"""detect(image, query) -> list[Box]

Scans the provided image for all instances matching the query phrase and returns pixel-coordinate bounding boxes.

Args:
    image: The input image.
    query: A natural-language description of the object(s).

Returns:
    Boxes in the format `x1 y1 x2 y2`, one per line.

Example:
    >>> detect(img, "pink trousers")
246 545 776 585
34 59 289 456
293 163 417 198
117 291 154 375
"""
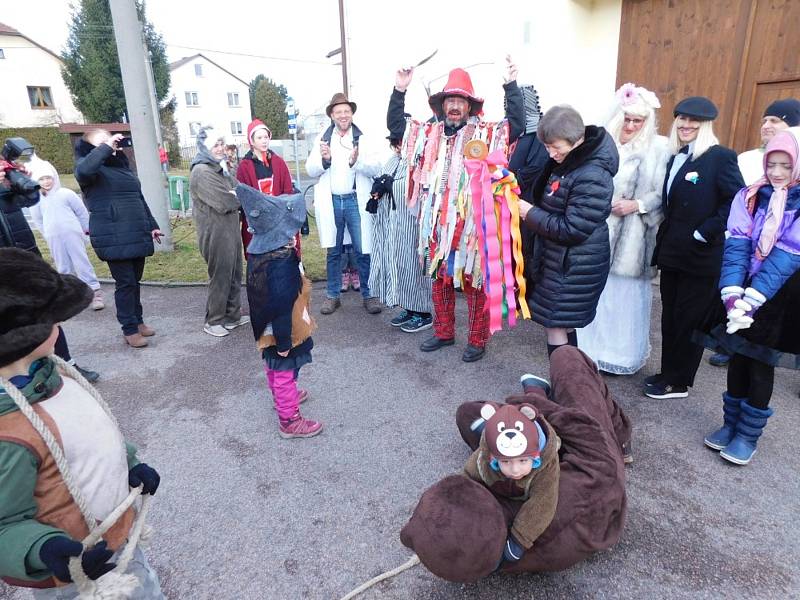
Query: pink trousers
264 366 299 421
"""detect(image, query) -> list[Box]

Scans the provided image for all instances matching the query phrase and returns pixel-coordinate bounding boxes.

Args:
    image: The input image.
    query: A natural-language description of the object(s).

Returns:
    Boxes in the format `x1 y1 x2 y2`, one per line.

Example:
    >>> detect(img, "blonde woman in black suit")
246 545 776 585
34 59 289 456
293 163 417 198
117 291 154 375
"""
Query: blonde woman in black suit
646 97 745 399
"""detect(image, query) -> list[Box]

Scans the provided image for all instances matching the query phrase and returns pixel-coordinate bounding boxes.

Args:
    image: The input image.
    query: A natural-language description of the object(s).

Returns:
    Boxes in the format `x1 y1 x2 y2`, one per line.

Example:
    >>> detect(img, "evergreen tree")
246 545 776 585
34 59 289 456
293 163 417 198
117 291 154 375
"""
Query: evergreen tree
159 97 181 166
251 77 290 139
61 0 170 122
249 74 266 119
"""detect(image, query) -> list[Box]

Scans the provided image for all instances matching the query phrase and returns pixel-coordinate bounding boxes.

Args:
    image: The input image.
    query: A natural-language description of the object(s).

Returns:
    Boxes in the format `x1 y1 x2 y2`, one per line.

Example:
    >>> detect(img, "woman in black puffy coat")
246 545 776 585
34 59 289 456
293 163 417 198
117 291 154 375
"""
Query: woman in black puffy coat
74 129 163 348
518 105 619 357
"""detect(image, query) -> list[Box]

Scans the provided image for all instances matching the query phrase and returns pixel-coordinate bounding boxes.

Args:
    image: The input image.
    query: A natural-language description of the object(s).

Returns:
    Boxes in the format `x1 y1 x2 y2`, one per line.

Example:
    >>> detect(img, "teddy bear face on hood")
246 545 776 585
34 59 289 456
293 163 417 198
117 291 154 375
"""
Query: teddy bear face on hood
481 402 540 461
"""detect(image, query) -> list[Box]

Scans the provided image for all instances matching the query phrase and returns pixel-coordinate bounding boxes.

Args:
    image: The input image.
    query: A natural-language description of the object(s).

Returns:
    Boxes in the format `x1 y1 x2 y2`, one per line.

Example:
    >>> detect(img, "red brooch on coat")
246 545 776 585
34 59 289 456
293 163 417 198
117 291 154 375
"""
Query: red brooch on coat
547 179 560 196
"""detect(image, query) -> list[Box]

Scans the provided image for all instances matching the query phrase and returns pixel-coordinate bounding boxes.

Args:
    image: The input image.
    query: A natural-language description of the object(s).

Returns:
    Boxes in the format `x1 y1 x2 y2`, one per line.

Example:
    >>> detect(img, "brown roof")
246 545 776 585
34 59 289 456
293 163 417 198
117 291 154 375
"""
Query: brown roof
0 21 62 61
168 53 249 87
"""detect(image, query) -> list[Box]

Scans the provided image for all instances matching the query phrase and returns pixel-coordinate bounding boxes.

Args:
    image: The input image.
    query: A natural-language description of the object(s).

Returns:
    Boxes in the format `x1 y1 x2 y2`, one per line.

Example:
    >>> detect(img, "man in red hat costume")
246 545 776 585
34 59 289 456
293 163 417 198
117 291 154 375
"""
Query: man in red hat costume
307 93 384 315
387 58 525 362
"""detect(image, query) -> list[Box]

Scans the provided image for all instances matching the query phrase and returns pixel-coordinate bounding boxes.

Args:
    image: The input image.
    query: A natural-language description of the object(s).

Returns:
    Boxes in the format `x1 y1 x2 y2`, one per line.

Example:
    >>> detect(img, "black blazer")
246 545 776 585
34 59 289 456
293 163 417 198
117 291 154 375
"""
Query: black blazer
652 144 744 276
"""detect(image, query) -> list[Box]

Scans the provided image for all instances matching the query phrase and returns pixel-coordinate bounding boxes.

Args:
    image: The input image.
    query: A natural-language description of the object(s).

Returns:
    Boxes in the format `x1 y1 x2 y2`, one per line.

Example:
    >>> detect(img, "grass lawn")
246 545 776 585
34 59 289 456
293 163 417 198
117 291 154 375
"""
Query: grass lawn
52 166 323 283
34 217 326 283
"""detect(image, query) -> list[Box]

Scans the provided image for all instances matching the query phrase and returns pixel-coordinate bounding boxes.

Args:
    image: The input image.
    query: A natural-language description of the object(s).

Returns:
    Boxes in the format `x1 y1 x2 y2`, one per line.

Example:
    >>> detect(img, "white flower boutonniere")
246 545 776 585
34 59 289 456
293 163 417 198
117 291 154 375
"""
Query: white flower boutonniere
685 171 700 184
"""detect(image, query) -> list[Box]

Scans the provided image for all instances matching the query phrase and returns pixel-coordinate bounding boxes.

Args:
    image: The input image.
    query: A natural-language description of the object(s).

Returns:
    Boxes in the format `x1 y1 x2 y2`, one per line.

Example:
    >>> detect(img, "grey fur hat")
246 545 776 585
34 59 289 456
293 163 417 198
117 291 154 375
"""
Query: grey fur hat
235 184 305 254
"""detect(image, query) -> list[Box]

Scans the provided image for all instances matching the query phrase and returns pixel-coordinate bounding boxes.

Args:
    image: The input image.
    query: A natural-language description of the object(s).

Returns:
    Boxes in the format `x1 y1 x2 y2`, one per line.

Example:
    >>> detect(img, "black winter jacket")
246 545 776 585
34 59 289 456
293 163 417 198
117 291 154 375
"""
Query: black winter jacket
74 140 158 261
524 126 619 328
652 144 744 277
0 184 40 252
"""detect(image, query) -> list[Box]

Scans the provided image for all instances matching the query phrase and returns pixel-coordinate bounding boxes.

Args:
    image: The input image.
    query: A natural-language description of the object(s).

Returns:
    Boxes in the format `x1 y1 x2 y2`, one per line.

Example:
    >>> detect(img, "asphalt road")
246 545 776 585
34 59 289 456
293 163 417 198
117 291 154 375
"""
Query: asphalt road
1 282 798 599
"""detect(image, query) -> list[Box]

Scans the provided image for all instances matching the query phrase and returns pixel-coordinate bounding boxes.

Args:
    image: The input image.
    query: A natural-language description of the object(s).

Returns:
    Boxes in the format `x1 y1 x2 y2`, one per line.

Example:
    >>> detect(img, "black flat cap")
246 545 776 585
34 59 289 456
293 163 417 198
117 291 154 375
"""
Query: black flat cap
763 98 800 127
673 96 718 121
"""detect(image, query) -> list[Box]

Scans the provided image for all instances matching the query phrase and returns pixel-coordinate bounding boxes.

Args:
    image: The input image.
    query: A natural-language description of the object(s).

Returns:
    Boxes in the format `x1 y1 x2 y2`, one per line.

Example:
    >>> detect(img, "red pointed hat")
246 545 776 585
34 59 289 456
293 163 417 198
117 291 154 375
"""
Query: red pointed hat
428 68 484 119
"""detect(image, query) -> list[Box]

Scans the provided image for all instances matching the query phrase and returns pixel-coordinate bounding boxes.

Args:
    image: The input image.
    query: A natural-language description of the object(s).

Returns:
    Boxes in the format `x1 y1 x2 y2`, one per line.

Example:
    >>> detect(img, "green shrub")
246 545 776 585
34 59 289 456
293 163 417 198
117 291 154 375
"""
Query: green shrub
0 127 75 173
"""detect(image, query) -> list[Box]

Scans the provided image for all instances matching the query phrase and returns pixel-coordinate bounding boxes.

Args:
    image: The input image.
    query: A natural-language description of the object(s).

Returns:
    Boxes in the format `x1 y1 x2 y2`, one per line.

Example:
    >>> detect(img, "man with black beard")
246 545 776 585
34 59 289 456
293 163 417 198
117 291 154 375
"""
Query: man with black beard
387 58 525 363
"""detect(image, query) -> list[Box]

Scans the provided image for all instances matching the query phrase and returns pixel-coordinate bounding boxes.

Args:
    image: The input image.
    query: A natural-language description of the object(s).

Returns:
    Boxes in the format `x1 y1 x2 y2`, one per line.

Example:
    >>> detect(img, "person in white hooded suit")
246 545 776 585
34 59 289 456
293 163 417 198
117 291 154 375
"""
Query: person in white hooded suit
28 158 104 310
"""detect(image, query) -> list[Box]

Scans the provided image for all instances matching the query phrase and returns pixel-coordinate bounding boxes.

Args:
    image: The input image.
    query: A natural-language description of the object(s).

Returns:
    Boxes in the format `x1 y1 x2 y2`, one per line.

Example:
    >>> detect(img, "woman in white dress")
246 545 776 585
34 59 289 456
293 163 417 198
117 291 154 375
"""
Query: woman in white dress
578 83 670 374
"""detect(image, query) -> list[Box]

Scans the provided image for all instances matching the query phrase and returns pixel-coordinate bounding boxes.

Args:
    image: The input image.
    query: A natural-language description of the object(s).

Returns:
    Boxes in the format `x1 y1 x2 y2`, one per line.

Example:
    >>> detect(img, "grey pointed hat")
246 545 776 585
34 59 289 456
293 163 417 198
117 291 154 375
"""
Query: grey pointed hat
235 184 305 254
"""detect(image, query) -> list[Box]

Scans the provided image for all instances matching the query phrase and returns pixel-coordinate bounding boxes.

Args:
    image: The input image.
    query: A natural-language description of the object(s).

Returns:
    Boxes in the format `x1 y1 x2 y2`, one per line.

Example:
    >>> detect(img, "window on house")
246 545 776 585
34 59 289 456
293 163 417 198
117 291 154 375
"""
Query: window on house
230 121 242 135
185 91 199 106
194 64 203 76
189 122 202 136
28 86 54 109
227 92 240 107
0 49 5 59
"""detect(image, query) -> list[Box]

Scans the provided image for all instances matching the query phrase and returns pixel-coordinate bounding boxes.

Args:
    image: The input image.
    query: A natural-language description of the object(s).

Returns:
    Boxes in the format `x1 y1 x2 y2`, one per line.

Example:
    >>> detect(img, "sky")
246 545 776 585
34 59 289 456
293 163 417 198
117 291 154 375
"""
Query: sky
2 1 623 137
2 0 347 116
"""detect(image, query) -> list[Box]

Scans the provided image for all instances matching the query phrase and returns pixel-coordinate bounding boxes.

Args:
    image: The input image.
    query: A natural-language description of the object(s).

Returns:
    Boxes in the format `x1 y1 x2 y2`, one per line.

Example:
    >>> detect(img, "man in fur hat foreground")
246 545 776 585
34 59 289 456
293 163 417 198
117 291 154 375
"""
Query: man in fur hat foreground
0 248 162 597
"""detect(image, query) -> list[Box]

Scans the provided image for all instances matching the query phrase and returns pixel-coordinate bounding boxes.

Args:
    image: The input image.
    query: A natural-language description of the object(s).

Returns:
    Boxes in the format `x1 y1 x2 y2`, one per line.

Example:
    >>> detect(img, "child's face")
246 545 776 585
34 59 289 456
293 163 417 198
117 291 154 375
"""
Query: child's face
32 325 60 360
38 176 54 192
497 456 534 480
766 151 793 189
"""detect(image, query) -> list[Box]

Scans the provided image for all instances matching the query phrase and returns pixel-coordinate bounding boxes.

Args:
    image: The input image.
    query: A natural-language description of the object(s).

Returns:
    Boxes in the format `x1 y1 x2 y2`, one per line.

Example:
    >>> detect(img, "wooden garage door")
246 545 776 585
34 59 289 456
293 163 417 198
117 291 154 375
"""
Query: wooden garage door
731 0 800 151
618 0 800 153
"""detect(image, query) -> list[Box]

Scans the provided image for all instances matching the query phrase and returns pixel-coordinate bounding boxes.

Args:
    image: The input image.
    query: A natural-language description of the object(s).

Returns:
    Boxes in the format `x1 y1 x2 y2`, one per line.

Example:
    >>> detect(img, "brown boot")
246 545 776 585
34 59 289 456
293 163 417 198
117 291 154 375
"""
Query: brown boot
363 297 382 314
124 333 148 348
320 297 341 315
138 324 156 337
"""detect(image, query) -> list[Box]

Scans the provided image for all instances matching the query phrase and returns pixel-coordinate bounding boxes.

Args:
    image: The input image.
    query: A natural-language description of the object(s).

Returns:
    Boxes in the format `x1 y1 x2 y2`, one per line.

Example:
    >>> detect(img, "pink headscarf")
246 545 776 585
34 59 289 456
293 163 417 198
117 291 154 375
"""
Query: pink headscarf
743 130 800 260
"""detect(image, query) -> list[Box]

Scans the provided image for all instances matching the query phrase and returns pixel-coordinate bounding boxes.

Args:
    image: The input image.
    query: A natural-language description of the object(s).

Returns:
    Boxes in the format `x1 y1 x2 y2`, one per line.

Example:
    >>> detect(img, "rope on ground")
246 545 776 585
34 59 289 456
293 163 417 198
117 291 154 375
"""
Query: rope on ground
338 554 420 600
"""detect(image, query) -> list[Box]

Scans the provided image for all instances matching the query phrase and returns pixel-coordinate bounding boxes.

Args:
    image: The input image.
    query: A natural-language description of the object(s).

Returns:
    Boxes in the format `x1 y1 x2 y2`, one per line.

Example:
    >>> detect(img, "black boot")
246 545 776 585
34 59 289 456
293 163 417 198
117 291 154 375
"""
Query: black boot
420 336 455 352
462 344 485 363
74 364 100 383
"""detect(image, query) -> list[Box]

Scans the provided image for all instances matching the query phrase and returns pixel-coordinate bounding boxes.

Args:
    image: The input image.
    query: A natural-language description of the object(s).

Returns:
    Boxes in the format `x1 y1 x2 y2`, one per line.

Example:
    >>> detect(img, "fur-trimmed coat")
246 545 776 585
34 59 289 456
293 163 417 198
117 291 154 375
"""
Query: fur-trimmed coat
606 135 669 278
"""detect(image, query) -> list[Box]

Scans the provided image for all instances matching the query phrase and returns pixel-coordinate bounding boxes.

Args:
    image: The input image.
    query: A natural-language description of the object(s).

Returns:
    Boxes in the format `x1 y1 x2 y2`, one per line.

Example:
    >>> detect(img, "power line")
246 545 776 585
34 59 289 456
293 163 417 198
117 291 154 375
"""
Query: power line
167 44 333 65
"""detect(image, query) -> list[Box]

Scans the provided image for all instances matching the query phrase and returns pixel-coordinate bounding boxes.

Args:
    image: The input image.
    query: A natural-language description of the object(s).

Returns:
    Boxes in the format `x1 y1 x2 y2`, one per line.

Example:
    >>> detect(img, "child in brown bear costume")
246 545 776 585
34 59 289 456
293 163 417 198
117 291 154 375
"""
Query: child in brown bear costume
401 345 631 582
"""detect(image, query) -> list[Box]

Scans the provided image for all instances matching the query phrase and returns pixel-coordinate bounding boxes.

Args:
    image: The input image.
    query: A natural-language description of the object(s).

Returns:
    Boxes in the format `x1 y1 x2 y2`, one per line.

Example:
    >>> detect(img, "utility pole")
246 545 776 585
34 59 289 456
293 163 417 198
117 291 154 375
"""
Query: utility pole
338 0 349 95
108 0 172 250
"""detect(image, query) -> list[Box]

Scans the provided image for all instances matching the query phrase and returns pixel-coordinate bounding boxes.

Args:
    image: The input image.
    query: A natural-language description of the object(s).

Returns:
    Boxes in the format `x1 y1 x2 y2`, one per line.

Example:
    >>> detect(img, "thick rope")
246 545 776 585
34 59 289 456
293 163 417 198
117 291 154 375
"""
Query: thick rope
338 554 420 600
0 367 97 526
0 356 152 598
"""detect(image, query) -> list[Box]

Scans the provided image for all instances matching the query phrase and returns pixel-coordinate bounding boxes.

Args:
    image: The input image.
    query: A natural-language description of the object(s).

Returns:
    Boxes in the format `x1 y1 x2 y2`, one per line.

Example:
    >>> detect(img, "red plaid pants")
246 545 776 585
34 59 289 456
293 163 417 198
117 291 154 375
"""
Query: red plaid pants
432 272 489 348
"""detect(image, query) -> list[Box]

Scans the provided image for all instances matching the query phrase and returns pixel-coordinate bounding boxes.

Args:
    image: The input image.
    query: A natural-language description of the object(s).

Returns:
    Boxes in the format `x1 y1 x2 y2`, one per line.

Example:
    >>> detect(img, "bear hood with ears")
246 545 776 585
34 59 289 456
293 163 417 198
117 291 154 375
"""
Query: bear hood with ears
481 402 540 461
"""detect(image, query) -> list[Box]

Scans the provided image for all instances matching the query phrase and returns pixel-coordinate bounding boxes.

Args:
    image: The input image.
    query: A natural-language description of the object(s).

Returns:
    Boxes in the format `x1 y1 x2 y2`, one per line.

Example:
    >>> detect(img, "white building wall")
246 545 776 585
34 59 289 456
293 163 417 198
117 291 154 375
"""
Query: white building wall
0 33 84 127
342 0 621 147
169 56 252 148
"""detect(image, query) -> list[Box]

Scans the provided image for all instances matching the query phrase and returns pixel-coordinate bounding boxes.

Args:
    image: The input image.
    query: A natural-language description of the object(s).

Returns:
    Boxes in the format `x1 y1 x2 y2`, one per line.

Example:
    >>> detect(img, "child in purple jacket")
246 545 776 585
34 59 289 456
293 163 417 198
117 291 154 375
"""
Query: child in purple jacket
700 129 800 466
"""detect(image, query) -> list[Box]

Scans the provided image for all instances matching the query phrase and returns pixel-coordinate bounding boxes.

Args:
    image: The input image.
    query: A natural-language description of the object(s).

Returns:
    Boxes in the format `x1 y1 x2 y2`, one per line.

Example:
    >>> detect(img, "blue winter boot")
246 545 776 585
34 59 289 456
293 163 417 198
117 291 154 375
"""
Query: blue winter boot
703 392 743 450
719 401 774 465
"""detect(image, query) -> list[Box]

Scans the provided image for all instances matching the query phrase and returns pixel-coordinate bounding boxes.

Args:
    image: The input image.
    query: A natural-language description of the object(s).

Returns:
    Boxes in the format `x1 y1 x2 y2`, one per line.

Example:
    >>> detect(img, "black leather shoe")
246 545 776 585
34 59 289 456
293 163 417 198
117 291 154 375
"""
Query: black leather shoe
75 365 100 383
462 344 486 362
420 336 455 352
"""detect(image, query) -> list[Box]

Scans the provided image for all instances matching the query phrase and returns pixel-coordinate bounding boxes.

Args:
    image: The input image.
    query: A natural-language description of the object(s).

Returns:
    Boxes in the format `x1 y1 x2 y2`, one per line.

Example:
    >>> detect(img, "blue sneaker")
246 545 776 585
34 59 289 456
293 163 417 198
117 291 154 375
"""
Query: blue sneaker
400 314 433 333
390 310 413 328
520 373 551 396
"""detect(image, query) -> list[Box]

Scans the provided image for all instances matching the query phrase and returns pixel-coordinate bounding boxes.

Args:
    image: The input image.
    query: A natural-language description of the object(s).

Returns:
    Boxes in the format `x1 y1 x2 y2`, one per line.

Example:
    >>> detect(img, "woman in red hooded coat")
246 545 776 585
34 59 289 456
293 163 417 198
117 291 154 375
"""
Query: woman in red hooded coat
235 119 296 256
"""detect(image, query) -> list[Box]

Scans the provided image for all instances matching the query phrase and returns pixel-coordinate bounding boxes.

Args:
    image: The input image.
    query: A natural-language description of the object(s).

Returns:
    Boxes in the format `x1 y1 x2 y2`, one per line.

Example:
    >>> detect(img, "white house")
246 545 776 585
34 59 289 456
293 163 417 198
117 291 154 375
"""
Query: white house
168 53 252 148
0 22 85 127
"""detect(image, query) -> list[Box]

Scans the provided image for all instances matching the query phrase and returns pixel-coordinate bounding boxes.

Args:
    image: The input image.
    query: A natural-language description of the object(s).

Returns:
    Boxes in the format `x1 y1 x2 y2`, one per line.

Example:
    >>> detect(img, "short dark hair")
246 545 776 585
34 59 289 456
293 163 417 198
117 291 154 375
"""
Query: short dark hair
537 105 585 144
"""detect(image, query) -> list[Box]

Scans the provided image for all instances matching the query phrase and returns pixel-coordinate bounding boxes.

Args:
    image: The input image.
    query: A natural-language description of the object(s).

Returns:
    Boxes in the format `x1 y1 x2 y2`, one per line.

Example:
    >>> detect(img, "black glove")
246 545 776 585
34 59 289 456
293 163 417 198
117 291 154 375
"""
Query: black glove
39 537 115 582
502 534 525 564
128 463 160 495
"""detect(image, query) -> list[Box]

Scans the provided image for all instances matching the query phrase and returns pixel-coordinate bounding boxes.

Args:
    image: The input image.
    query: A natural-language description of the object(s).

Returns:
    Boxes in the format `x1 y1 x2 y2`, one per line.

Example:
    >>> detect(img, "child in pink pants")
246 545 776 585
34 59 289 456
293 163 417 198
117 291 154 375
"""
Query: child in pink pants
236 182 322 439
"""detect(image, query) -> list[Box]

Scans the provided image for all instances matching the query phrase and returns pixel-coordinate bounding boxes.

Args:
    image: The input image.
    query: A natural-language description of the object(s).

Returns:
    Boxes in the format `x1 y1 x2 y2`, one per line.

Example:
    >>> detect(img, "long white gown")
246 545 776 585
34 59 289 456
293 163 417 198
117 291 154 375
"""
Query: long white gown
578 273 652 374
